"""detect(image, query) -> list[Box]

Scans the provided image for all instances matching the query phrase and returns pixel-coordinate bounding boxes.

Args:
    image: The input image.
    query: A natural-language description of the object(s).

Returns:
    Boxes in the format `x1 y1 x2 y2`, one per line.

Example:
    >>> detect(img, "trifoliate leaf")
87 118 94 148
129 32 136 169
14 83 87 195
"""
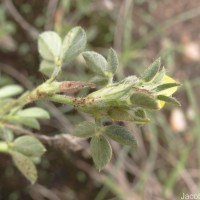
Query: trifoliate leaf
39 60 54 77
90 135 112 171
107 48 118 74
61 27 86 64
83 51 108 76
0 85 23 99
17 107 50 119
38 31 62 62
157 95 180 106
104 125 137 147
73 121 96 138
12 136 46 157
142 58 161 82
11 151 37 184
131 92 159 110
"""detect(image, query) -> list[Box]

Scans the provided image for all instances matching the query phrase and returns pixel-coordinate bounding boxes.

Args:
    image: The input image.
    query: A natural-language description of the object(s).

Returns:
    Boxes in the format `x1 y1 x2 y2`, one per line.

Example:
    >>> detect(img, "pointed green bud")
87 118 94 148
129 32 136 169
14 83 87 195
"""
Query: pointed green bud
157 95 180 106
104 125 137 147
130 92 159 110
90 135 112 171
142 58 161 82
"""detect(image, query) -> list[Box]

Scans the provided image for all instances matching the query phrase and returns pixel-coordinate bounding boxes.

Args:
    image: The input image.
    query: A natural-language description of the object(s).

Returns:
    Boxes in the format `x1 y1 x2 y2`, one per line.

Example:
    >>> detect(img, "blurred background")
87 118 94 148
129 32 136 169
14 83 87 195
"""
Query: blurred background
0 0 200 199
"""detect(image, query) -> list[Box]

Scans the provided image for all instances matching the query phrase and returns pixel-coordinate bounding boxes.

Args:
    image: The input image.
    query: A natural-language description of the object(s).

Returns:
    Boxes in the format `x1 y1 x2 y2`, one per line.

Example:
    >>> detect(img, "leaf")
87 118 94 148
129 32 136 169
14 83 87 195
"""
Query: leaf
90 75 109 86
73 121 96 138
12 136 46 157
0 85 23 99
11 151 37 184
153 67 166 84
142 58 161 82
157 95 180 106
17 107 50 119
39 60 54 77
134 108 150 124
90 135 112 171
15 117 40 130
131 92 159 110
107 48 118 74
104 125 137 147
107 108 149 123
0 128 14 142
83 51 108 76
61 27 86 63
38 31 62 62
155 83 181 92
134 108 147 119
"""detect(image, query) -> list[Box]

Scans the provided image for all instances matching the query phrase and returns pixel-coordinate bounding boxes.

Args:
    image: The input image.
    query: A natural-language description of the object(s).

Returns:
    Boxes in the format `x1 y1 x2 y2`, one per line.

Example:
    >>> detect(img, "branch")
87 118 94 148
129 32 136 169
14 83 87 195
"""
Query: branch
4 123 85 152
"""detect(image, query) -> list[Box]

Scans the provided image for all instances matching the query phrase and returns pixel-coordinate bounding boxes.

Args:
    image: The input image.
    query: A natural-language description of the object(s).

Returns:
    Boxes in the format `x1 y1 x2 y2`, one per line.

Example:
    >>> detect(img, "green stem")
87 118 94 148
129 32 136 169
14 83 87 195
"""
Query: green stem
44 94 74 105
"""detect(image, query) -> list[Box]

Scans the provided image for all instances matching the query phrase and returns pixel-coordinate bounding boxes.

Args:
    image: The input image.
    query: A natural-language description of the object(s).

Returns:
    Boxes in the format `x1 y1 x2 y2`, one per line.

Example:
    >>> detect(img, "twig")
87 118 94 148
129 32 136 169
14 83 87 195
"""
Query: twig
4 123 85 151
45 0 59 30
3 0 39 39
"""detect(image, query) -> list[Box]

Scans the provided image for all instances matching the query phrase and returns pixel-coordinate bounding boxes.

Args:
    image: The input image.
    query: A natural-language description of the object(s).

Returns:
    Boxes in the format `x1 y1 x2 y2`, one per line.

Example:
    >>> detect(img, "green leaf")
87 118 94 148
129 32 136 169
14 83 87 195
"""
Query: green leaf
0 85 23 99
11 151 37 184
12 136 46 157
73 121 96 138
104 125 137 147
15 117 40 130
38 31 62 62
83 51 108 76
0 128 14 142
90 135 112 171
90 76 109 86
107 108 149 123
131 92 159 110
142 58 161 82
39 60 54 77
61 26 86 63
154 83 181 92
157 95 180 106
153 67 166 84
134 108 147 119
17 107 50 119
107 48 118 74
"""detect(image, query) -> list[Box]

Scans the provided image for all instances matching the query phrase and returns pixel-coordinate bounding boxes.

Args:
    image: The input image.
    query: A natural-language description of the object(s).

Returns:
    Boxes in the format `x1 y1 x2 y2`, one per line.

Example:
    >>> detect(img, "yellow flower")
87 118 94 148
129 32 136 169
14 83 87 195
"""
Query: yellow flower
158 75 178 108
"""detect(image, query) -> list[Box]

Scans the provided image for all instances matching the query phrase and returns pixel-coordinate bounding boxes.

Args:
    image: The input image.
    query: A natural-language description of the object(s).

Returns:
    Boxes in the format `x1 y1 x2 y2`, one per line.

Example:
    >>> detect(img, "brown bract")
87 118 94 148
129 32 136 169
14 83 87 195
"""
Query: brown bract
59 81 96 93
